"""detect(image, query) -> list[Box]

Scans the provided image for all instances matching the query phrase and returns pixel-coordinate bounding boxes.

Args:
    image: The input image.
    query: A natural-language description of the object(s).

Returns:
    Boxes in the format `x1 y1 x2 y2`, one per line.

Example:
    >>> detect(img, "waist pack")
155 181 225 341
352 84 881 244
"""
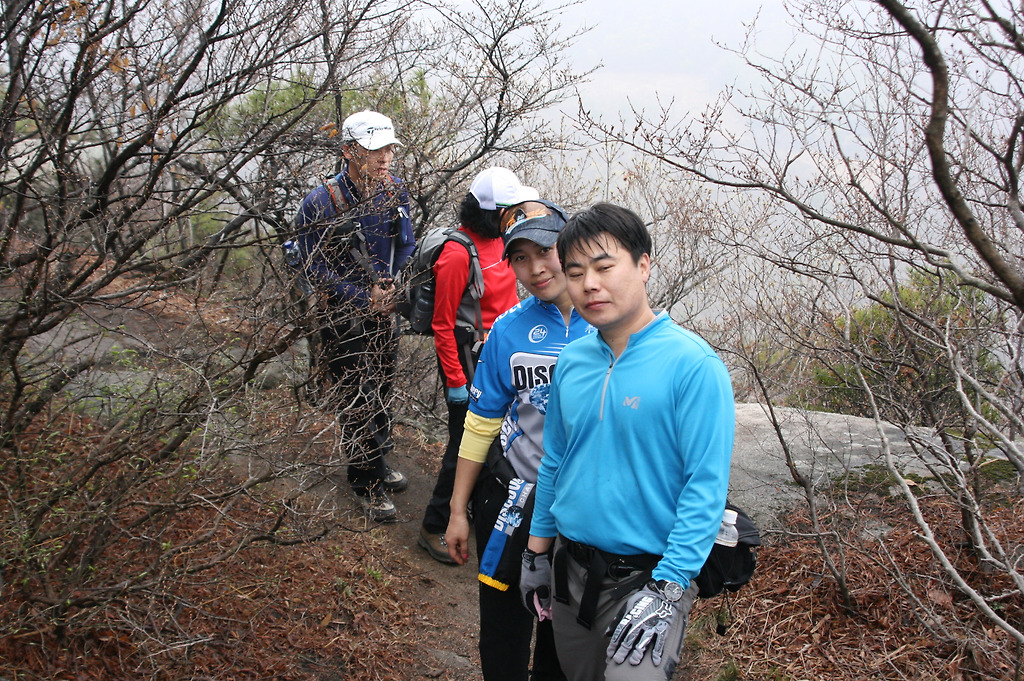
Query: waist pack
552 503 760 631
694 502 761 598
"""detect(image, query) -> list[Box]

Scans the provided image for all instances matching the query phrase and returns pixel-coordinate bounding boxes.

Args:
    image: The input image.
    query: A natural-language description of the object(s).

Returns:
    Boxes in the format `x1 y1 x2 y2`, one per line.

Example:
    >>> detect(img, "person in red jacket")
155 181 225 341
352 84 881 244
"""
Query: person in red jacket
418 167 532 562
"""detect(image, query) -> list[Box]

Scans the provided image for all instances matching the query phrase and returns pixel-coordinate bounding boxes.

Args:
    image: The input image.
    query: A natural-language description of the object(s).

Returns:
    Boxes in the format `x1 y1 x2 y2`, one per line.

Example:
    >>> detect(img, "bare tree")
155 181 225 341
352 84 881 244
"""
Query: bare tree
0 0 584 673
581 0 1023 674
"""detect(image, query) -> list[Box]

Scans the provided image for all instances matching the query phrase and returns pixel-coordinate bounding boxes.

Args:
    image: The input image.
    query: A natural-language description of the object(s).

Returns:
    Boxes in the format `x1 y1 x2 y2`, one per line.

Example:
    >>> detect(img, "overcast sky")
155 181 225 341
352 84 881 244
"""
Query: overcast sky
554 0 793 122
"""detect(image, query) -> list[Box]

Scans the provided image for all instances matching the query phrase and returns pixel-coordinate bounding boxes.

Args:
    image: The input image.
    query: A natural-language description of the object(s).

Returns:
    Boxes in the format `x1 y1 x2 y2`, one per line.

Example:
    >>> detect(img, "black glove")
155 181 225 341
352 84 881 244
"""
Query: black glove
605 584 678 667
519 549 552 620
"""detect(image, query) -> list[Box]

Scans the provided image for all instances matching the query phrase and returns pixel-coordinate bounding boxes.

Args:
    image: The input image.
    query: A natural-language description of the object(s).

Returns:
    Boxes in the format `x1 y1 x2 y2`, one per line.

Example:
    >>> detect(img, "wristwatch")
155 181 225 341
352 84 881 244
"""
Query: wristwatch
651 579 684 602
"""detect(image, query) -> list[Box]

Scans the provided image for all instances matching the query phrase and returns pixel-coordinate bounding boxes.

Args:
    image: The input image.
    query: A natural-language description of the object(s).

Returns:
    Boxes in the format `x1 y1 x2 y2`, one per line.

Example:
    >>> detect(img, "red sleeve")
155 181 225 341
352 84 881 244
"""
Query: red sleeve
432 240 471 387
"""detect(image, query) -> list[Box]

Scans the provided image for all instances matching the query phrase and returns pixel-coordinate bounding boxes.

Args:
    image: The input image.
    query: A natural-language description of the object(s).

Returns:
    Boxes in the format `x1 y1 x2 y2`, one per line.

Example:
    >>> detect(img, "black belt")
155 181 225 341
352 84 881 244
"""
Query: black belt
554 535 660 630
562 539 659 579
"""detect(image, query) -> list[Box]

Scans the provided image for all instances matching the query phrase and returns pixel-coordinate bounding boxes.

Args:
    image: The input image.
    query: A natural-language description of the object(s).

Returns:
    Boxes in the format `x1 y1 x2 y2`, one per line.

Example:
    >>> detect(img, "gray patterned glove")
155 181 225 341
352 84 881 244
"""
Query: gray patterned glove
605 584 678 666
519 549 552 619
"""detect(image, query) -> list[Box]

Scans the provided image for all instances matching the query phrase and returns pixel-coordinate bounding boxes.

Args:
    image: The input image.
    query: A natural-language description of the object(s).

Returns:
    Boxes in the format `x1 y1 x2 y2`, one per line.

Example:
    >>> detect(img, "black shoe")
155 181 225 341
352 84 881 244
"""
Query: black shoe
353 486 398 523
381 466 408 494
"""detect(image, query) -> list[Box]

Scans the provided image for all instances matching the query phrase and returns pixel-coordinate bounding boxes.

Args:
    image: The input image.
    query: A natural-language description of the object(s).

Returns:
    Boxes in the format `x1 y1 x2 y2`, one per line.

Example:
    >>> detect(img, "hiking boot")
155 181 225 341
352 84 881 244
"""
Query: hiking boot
418 528 456 565
381 466 408 494
354 487 398 523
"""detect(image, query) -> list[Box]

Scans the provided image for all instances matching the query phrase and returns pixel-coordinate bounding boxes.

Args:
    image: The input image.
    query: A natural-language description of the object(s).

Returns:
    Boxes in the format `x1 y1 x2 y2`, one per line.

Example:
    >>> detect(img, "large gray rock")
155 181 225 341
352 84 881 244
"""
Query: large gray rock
730 402 920 528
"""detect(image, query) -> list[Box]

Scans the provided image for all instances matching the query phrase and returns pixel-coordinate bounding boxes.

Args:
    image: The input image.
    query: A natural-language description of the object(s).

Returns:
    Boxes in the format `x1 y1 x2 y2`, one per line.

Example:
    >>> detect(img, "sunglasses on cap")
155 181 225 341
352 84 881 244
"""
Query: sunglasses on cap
499 200 568 235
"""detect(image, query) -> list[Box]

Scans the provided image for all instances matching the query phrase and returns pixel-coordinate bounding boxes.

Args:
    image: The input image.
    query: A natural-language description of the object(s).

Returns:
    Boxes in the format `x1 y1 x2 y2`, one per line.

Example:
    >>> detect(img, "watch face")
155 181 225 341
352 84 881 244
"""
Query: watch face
662 581 684 602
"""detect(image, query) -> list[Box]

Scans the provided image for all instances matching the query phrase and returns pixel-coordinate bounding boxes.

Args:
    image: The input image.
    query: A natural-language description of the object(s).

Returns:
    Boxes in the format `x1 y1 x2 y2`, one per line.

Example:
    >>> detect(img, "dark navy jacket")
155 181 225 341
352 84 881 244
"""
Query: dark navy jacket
294 166 416 307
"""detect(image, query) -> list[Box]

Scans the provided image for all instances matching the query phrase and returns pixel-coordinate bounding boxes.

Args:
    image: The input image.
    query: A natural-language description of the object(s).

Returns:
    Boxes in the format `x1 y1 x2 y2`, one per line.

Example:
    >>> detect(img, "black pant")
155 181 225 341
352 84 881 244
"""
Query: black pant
422 327 479 533
318 311 397 490
474 472 565 681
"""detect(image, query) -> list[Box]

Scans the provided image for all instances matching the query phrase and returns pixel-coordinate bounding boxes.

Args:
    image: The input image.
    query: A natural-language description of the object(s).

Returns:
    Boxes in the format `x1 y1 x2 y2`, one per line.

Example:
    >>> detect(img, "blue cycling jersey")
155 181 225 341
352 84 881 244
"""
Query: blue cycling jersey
469 296 594 482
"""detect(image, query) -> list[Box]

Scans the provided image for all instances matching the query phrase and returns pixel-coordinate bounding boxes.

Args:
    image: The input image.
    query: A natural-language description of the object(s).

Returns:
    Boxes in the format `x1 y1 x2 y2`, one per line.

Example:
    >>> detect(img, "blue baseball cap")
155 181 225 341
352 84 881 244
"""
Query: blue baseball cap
500 200 569 259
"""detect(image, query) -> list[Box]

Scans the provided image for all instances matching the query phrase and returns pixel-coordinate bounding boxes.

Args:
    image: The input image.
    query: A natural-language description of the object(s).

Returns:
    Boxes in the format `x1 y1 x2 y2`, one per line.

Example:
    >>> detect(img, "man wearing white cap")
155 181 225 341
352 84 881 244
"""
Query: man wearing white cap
417 167 535 563
294 110 416 522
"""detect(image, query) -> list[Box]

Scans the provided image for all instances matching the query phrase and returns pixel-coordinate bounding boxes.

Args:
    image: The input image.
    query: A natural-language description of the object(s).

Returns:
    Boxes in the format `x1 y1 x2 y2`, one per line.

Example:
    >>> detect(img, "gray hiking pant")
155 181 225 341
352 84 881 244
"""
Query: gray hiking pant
550 541 698 681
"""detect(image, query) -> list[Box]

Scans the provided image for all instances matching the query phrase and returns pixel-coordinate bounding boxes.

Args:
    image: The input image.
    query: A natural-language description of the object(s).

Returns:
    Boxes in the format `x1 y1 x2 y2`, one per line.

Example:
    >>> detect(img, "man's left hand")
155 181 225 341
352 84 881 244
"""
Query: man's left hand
605 584 678 667
446 385 469 405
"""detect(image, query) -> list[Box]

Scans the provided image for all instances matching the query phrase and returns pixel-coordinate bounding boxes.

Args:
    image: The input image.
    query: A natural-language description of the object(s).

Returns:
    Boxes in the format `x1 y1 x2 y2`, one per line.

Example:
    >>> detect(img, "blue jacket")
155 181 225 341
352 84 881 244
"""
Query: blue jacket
294 167 416 306
532 312 734 586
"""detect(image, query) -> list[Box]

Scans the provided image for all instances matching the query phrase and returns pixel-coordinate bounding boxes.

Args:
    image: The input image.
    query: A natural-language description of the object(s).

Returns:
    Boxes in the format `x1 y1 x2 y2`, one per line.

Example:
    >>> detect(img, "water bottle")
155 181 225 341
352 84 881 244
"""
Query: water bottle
715 508 739 547
408 279 435 334
282 240 301 267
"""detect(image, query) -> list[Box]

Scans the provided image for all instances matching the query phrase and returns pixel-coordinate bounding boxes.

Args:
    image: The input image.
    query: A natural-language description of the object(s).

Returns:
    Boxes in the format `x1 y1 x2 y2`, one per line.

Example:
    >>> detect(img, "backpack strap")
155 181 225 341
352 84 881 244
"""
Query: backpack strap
443 229 485 342
379 183 407 274
323 176 380 285
323 176 349 214
348 230 380 285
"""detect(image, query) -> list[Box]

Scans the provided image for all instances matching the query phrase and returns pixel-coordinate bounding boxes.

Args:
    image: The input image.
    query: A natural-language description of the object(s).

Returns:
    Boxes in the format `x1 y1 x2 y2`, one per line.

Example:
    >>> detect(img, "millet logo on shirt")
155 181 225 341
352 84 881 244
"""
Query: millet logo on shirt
623 396 640 409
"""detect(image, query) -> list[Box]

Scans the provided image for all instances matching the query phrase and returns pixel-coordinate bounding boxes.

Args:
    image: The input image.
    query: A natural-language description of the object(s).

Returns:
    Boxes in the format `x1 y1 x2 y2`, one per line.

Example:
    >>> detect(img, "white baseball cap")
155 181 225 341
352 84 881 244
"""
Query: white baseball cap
469 167 539 211
341 110 402 150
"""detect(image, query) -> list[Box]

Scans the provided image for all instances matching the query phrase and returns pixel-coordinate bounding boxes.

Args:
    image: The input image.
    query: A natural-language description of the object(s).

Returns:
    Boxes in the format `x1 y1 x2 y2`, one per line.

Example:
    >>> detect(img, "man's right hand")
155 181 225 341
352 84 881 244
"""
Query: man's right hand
369 283 397 314
445 513 471 565
519 549 552 620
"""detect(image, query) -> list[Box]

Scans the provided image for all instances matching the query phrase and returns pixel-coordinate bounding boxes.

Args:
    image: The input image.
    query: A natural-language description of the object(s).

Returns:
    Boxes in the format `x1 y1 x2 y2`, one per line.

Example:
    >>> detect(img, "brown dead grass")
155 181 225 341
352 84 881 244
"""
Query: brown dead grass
5 442 1019 681
684 496 1023 681
0 529 427 680
0 401 450 680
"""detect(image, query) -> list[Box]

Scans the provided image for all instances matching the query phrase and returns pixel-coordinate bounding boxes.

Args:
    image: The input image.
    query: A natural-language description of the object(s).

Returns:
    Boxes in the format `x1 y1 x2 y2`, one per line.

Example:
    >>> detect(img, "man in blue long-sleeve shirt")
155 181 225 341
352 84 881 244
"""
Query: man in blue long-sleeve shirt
294 110 416 522
520 203 734 681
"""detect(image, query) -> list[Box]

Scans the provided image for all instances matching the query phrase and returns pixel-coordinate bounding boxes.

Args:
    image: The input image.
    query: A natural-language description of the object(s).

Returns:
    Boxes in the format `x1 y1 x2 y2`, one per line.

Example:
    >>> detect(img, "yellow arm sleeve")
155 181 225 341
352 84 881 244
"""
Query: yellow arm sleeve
458 412 503 464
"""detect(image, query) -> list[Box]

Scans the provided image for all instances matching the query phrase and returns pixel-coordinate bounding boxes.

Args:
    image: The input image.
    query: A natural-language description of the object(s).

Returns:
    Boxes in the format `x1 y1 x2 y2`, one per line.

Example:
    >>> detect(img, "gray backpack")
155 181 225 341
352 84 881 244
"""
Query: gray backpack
395 227 484 336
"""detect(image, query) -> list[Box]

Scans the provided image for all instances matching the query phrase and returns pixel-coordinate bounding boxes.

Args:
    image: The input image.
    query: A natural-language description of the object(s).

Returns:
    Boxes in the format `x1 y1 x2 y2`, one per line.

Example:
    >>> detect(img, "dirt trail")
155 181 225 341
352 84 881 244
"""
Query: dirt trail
371 439 486 680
